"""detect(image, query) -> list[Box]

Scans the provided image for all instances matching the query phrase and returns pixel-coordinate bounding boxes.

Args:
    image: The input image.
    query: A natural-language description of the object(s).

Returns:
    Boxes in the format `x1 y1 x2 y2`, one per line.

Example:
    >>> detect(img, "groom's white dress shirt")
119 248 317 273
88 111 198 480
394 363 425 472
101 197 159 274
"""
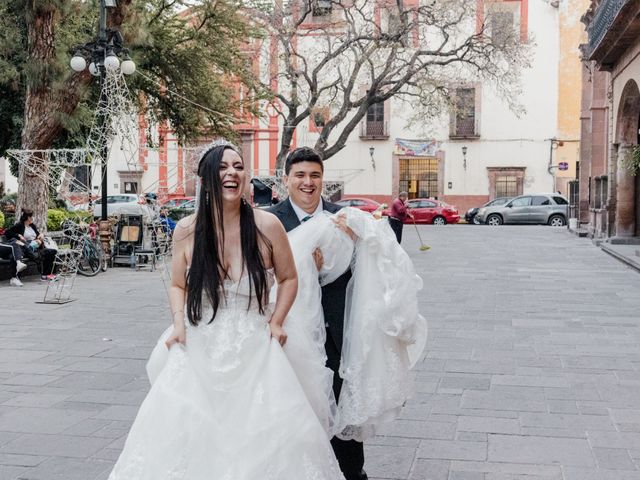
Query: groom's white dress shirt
289 198 324 223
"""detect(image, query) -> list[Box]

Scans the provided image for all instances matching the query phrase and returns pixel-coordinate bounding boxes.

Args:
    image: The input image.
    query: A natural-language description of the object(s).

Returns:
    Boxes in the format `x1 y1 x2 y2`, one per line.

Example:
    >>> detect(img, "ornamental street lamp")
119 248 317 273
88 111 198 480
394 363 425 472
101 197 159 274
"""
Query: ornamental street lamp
369 146 376 171
69 0 135 221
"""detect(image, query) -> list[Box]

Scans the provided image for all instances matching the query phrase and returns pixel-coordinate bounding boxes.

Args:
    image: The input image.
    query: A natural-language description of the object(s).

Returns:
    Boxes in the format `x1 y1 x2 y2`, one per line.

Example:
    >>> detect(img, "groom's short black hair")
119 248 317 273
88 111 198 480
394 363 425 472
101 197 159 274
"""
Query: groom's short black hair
284 147 324 175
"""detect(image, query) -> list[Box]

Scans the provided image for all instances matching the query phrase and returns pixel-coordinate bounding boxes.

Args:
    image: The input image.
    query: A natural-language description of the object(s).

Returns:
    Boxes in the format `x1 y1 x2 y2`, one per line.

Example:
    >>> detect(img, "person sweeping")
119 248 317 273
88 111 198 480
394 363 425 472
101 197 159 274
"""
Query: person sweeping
388 192 411 243
387 192 430 251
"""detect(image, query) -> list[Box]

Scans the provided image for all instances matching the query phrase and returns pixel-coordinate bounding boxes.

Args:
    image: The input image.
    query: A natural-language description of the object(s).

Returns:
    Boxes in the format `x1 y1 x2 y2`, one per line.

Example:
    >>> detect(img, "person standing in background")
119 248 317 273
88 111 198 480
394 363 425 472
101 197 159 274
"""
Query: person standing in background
388 192 411 243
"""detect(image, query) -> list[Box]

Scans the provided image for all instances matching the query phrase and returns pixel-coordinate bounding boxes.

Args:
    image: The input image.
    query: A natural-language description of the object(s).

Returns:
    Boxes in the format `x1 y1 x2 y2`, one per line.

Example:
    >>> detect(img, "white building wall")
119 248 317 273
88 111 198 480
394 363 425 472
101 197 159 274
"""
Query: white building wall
0 158 19 195
294 0 562 208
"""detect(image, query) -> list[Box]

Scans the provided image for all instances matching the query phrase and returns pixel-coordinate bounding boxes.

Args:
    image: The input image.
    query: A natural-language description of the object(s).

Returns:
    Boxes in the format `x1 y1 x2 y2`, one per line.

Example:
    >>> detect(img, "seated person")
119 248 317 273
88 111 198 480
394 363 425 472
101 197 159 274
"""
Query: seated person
5 209 57 285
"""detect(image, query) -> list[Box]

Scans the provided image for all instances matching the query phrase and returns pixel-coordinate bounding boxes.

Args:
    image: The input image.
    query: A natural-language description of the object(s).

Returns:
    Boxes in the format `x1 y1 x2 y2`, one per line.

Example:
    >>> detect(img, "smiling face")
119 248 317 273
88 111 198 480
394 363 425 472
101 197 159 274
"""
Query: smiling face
218 149 246 205
284 160 324 214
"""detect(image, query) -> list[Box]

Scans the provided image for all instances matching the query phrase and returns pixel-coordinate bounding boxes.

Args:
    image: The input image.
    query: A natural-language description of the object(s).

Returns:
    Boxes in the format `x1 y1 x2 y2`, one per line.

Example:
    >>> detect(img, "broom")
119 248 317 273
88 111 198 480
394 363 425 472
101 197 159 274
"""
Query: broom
411 217 430 251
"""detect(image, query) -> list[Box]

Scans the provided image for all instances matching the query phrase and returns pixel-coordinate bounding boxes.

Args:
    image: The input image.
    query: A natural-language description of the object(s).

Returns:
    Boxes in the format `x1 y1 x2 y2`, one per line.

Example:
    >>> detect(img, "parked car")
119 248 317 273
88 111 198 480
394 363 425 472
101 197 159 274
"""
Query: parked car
168 199 196 221
465 197 513 225
384 198 460 225
335 197 383 213
89 194 156 219
162 197 194 209
475 194 569 226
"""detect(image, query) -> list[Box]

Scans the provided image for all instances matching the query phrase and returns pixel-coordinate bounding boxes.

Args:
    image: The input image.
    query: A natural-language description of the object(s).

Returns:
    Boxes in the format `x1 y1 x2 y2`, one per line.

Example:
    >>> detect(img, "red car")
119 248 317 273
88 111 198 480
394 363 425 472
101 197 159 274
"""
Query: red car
335 197 383 213
384 198 460 225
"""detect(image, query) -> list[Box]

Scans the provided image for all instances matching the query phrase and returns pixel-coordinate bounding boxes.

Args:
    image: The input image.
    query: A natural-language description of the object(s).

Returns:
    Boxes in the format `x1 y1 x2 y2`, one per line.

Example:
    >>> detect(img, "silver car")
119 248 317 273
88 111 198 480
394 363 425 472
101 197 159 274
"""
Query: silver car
76 194 156 220
475 194 569 226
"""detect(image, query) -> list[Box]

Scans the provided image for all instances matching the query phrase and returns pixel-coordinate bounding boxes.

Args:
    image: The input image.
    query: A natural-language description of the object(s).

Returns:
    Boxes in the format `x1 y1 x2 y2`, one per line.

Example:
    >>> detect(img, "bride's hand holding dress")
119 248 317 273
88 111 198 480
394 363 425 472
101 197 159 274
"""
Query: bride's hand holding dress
255 210 298 347
165 217 193 349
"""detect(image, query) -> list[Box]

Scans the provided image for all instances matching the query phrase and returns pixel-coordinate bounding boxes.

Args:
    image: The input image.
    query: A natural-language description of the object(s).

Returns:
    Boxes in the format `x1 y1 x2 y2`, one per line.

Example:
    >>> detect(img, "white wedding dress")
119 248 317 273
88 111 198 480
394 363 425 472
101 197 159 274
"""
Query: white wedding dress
278 207 428 442
108 270 345 480
109 206 426 479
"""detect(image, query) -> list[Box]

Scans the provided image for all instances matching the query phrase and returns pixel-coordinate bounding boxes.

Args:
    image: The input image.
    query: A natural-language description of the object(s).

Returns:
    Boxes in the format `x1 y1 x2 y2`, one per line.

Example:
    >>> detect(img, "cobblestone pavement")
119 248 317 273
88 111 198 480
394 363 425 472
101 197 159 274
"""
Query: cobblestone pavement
1 226 640 480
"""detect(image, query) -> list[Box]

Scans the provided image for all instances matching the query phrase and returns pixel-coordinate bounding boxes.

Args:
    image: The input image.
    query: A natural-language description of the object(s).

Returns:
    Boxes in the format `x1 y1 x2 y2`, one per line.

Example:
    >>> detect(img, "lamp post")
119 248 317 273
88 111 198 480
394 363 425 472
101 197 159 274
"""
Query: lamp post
69 0 136 221
369 146 376 171
546 137 563 192
462 145 468 170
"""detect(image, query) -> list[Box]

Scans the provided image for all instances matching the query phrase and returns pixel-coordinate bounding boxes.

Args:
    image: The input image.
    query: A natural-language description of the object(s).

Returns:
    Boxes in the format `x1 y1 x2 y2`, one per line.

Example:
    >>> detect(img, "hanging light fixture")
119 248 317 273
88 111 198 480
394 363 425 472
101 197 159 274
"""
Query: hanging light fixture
70 55 87 72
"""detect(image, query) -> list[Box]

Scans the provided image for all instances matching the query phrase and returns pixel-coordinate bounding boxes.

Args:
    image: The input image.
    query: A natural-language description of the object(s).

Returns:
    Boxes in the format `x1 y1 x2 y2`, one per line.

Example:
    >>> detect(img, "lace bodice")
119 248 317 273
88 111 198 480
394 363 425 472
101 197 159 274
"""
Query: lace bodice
222 268 275 302
184 268 275 324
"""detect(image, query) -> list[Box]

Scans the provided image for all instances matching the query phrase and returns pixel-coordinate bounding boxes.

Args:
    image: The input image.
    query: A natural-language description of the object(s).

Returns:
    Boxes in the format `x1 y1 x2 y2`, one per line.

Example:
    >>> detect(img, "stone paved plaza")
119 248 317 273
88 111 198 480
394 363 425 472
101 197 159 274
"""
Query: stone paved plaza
1 225 640 479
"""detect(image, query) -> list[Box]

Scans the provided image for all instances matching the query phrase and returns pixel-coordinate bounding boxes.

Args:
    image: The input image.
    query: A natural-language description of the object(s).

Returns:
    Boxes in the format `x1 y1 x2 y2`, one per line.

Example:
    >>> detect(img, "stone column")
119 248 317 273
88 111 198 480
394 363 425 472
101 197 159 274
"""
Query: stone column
611 144 638 242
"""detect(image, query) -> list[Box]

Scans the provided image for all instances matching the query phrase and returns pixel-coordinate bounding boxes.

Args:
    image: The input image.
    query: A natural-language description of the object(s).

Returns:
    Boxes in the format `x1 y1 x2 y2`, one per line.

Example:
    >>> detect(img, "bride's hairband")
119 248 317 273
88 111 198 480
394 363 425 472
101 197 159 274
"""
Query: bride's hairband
198 139 240 162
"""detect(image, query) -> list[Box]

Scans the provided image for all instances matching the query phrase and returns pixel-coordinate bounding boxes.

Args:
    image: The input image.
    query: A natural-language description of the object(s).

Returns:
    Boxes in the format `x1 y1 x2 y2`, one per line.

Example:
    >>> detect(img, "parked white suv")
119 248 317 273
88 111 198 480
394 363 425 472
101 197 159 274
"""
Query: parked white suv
476 194 569 226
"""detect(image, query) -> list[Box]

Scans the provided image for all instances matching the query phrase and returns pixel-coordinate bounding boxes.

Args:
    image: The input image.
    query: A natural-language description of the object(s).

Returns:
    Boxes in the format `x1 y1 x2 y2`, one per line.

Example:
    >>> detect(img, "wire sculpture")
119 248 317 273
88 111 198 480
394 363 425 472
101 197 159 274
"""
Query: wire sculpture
6 70 158 303
6 69 364 304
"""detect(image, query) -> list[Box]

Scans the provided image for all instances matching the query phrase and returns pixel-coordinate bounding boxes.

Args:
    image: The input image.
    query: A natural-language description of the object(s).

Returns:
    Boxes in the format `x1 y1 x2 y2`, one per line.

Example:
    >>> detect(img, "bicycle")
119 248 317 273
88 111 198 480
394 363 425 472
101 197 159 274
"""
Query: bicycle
62 220 104 277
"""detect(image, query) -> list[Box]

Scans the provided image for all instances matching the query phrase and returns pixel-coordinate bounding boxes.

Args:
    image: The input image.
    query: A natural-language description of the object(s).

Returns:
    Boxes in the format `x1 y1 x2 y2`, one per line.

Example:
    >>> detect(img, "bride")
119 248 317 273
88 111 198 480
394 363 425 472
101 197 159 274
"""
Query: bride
108 142 344 479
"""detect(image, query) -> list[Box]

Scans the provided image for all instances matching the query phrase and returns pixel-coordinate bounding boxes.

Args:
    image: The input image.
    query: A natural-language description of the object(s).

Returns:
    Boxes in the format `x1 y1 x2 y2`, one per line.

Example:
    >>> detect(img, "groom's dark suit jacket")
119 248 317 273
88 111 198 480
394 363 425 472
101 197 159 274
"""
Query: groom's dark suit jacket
268 197 365 480
267 198 351 354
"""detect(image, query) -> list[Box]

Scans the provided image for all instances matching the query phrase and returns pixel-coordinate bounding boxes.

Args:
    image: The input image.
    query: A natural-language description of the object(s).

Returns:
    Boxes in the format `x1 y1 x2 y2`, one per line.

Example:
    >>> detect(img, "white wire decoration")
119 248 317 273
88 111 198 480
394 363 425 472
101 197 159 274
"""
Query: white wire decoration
6 70 169 303
6 68 365 303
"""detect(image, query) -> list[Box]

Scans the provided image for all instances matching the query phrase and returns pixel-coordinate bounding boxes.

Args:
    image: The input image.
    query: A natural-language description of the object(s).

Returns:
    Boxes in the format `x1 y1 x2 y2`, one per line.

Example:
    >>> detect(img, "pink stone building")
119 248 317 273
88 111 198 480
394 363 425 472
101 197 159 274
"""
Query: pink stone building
581 0 640 243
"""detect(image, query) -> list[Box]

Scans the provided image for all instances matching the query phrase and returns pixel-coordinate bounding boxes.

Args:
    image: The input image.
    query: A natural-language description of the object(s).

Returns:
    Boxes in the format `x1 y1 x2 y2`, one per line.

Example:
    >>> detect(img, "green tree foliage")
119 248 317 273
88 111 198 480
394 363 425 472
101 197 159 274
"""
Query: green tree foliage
0 0 263 160
0 1 27 162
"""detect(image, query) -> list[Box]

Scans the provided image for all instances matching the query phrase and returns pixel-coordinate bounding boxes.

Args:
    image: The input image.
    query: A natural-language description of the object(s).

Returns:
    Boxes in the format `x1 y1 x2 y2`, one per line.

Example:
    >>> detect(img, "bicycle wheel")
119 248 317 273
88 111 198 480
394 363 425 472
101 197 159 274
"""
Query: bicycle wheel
77 240 102 277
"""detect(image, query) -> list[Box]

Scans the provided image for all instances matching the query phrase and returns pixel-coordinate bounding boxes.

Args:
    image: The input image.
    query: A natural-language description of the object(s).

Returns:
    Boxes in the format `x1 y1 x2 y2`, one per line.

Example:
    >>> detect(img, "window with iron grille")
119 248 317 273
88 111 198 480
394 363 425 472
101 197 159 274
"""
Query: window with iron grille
312 0 332 17
383 9 409 45
366 102 386 136
491 11 515 47
399 158 439 199
451 88 477 137
594 176 607 209
124 182 139 194
495 175 518 198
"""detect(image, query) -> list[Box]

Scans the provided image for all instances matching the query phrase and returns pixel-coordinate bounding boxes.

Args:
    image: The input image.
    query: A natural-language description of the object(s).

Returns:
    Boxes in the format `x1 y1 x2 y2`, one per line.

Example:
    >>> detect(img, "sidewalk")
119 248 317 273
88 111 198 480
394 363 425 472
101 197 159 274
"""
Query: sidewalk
601 243 640 273
1 226 640 479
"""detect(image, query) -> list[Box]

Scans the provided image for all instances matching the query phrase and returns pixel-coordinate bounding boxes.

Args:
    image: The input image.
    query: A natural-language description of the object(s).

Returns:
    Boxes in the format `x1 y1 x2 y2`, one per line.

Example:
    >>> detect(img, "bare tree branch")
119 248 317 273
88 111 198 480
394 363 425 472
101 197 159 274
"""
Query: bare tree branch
254 0 531 167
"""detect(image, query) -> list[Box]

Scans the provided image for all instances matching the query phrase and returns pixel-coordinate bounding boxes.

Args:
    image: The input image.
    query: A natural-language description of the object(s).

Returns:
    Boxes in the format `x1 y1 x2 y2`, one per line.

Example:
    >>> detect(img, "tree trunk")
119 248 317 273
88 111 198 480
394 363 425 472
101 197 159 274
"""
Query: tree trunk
17 1 131 230
276 123 297 170
17 1 59 231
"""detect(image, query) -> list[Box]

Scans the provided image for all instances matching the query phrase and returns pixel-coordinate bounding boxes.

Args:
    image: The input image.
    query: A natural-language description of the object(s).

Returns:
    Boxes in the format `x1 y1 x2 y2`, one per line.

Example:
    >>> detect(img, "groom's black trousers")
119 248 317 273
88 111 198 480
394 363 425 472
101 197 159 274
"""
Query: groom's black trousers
325 333 366 480
267 198 366 479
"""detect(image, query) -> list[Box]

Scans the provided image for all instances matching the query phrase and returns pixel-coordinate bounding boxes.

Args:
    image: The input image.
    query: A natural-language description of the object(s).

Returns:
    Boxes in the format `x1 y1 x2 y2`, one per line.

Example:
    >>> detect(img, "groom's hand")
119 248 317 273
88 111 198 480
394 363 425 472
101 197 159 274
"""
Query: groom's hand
333 214 357 241
312 248 324 271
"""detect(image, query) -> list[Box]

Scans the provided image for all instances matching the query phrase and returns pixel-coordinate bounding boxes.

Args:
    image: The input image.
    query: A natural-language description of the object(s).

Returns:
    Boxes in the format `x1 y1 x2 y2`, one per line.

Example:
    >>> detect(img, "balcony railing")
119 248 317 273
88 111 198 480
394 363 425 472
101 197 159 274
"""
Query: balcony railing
587 0 629 54
359 120 389 139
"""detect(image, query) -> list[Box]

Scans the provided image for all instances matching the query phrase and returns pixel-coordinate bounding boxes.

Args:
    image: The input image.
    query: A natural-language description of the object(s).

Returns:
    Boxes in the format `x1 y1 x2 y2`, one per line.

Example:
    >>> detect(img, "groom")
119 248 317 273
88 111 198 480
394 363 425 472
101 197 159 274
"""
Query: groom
268 147 367 480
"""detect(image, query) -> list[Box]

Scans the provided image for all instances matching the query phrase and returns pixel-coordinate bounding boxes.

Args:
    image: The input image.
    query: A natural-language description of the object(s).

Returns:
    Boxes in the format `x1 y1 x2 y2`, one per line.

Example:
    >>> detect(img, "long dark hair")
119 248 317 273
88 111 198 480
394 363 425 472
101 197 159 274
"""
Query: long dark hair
186 144 271 326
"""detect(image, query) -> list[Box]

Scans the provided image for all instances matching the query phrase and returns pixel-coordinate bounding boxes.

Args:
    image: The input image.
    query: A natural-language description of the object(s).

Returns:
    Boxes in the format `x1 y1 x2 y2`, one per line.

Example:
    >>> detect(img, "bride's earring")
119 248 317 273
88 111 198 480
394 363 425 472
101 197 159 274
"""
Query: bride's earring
242 195 247 206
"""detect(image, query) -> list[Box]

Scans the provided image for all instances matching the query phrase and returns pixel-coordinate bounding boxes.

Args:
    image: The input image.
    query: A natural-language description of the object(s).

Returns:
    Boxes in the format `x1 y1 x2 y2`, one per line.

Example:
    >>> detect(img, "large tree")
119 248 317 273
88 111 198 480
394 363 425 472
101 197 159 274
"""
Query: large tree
252 0 531 168
1 0 262 227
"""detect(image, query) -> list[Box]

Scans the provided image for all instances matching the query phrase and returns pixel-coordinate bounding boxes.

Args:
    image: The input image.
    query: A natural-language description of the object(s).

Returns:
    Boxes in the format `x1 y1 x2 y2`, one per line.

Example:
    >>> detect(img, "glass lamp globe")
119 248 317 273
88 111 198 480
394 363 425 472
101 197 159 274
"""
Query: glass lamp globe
70 56 86 72
89 62 100 76
104 54 120 71
121 59 136 75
